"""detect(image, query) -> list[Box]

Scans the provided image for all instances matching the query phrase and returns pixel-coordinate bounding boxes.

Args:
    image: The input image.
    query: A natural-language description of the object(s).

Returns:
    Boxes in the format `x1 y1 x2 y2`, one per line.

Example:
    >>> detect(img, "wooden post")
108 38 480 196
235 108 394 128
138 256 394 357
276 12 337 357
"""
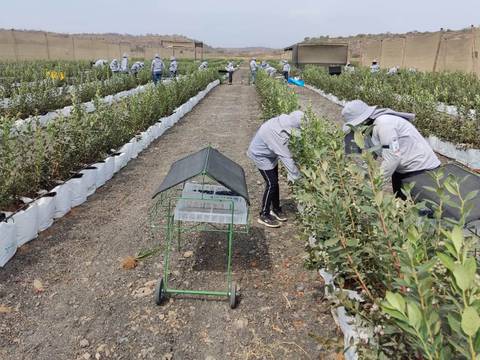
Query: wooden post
401 37 407 68
471 25 477 74
71 36 76 60
44 32 51 60
11 29 19 61
432 30 443 72
379 39 384 67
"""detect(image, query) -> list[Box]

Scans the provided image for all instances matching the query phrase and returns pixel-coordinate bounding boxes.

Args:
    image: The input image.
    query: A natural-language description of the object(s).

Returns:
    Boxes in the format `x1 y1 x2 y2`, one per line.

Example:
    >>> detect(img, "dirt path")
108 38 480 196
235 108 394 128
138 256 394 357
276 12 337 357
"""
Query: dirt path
294 85 343 125
0 68 338 360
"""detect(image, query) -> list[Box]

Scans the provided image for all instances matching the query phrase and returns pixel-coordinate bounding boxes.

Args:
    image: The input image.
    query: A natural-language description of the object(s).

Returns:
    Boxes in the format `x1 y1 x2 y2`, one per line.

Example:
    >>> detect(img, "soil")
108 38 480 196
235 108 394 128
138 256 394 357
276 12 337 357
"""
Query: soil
0 68 339 360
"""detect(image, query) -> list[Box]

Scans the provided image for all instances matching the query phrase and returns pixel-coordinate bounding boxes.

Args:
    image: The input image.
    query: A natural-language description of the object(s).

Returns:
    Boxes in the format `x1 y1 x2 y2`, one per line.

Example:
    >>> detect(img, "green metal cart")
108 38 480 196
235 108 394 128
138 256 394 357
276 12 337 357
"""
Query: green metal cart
151 147 250 308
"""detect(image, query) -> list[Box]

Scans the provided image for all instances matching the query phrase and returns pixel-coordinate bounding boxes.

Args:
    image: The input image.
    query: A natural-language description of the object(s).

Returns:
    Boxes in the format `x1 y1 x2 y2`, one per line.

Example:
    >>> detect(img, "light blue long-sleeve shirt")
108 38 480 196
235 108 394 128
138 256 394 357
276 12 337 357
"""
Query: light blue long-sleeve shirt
247 111 304 181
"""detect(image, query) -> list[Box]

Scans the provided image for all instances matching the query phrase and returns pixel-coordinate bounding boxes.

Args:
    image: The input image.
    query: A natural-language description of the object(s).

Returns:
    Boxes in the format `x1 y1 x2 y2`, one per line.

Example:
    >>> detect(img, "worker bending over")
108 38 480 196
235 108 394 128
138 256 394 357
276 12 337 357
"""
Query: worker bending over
199 61 208 70
110 59 120 74
247 111 304 228
342 100 440 199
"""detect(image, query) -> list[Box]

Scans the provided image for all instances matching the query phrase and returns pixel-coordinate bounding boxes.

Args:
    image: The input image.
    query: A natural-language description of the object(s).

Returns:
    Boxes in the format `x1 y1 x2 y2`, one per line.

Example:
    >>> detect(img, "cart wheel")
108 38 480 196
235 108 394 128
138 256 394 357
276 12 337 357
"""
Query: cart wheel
155 278 166 305
229 282 238 309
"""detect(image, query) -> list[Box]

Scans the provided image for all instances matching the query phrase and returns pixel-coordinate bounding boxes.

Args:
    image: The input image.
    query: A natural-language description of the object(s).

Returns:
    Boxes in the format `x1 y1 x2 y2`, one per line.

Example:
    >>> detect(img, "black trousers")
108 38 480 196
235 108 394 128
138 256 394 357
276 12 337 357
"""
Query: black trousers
228 71 233 83
259 166 280 216
283 71 289 81
392 168 437 200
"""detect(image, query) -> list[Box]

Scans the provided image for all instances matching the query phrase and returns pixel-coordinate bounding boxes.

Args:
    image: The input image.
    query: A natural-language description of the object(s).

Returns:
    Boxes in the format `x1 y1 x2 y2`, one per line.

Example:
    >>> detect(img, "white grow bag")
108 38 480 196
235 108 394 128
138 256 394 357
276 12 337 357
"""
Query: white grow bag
0 218 17 267
130 138 142 159
80 167 98 197
66 174 87 207
170 112 180 124
35 193 56 232
13 199 39 247
119 141 134 160
52 182 72 218
93 161 107 188
104 156 115 181
114 153 128 173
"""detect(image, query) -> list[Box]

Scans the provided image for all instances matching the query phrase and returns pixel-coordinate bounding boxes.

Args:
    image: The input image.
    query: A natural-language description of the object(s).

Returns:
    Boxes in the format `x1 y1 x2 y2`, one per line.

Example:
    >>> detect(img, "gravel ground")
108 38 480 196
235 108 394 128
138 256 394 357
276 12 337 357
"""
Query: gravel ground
0 68 339 360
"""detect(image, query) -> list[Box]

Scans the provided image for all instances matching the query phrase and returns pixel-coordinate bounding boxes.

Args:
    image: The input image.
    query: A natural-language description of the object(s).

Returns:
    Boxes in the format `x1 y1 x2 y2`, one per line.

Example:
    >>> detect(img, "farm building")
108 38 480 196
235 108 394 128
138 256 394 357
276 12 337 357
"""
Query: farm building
284 41 349 67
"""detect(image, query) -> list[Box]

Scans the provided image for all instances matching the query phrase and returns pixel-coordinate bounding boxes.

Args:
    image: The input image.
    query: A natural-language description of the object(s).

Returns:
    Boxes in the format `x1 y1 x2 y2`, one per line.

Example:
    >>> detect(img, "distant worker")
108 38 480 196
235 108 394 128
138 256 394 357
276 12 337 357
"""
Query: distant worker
261 60 268 69
93 59 108 68
169 57 178 78
342 100 440 199
247 110 305 228
130 61 144 77
387 66 399 75
370 59 380 73
250 58 258 85
151 54 165 85
266 65 277 77
344 63 355 73
199 61 209 70
110 59 120 74
120 53 129 73
282 60 291 81
226 62 235 85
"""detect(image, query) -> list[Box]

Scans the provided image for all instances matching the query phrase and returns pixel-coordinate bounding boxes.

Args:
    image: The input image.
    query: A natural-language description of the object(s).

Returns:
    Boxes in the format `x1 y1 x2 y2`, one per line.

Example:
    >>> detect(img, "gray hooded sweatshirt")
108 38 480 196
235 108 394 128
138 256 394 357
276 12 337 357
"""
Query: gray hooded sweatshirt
151 57 164 73
368 108 440 178
247 111 304 181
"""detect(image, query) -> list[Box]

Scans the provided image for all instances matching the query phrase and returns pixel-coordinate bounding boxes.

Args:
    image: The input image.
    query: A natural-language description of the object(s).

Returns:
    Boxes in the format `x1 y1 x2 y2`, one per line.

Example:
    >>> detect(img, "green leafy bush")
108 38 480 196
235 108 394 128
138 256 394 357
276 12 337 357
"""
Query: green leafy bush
291 109 480 359
0 69 219 209
302 66 480 148
255 70 299 119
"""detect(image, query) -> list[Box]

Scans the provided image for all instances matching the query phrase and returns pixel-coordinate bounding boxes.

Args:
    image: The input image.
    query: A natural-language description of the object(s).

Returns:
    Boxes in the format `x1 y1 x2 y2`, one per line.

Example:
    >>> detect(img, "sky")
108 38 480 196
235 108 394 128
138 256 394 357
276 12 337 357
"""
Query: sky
0 0 479 48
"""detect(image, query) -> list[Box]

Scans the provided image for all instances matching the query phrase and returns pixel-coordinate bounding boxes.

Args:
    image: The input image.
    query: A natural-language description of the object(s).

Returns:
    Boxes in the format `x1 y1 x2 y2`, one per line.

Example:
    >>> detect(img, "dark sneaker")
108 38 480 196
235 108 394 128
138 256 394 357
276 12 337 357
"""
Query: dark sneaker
257 214 281 228
271 208 287 222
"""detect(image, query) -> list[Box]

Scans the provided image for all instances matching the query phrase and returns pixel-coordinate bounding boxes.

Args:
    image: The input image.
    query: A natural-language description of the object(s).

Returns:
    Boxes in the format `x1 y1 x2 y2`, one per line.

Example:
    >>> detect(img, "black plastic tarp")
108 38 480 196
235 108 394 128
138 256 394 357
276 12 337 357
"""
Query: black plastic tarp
152 147 250 204
404 164 480 224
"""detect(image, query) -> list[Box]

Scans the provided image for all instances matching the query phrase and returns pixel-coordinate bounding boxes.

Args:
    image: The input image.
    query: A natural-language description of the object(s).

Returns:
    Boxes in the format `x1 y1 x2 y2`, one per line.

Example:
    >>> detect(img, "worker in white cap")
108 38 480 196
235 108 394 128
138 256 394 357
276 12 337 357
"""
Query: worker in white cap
249 58 258 85
370 59 380 73
247 110 305 228
344 62 355 73
93 59 108 68
120 53 129 73
387 66 399 75
130 61 144 77
198 60 208 70
109 58 120 74
151 54 165 85
341 100 440 199
282 60 291 82
169 57 178 78
225 62 235 84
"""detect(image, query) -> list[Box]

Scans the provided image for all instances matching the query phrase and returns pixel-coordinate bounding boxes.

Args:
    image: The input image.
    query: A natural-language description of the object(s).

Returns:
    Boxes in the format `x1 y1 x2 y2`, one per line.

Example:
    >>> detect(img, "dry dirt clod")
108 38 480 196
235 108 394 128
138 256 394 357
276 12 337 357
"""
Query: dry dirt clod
0 304 13 313
183 251 193 258
80 338 90 348
33 279 44 293
121 256 138 270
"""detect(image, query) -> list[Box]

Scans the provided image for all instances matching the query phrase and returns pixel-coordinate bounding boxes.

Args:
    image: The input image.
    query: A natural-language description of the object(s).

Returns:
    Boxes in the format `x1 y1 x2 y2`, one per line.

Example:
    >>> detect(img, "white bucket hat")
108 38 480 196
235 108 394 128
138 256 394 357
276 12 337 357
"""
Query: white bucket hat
341 100 377 133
